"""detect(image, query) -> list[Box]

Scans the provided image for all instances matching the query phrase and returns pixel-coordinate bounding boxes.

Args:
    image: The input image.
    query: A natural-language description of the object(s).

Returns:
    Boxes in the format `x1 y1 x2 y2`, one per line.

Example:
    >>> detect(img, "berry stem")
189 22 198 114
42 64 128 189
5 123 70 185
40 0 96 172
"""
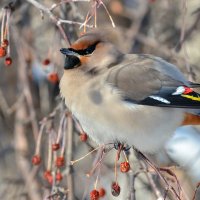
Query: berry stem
1 9 6 43
114 152 118 184
94 167 100 190
71 145 102 165
100 0 115 28
94 1 97 28
74 118 85 134
56 113 66 144
35 122 45 155
82 9 93 32
61 116 67 156
5 9 11 56
123 150 129 163
114 144 123 183
47 132 53 171
87 146 106 177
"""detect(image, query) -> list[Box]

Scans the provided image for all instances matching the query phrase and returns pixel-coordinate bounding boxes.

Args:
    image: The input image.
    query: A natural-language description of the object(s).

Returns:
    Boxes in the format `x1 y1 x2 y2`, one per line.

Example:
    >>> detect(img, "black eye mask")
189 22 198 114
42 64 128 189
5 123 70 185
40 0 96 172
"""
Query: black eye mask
68 42 99 56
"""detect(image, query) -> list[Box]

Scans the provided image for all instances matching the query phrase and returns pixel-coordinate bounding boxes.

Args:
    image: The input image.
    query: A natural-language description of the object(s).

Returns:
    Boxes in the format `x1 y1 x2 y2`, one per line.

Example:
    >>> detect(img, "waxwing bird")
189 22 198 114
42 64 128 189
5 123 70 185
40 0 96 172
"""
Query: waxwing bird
60 29 200 153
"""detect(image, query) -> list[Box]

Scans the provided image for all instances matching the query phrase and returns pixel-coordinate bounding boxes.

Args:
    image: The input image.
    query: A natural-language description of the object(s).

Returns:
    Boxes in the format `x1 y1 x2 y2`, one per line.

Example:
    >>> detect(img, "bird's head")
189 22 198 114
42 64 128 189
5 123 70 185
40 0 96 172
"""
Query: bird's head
60 28 123 72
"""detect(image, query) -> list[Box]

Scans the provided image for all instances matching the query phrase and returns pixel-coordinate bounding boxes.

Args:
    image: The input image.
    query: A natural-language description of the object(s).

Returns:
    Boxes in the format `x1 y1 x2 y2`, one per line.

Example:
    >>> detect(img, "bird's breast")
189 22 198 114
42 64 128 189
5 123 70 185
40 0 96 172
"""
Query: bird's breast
60 71 184 153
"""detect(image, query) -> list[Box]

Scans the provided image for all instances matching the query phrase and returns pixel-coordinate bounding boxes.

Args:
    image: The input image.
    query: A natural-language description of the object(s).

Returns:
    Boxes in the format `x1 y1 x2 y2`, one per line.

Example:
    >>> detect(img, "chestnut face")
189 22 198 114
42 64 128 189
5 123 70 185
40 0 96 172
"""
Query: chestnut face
60 42 98 70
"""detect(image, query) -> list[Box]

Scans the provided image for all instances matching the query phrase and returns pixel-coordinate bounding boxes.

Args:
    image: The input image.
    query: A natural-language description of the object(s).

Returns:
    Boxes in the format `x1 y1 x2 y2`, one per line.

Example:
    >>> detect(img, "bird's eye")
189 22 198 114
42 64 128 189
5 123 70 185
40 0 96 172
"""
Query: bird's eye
69 42 99 56
84 43 97 55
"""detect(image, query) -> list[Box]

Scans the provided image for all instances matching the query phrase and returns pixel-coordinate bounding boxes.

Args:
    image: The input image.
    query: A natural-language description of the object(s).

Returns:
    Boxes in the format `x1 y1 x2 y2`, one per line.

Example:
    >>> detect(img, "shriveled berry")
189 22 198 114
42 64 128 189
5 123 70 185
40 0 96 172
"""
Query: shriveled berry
42 58 50 65
98 188 106 197
47 73 59 84
5 57 12 66
52 143 60 151
90 189 99 200
111 182 120 196
120 161 130 173
56 171 63 182
80 132 88 142
32 155 41 165
0 46 6 57
56 156 65 167
2 39 9 47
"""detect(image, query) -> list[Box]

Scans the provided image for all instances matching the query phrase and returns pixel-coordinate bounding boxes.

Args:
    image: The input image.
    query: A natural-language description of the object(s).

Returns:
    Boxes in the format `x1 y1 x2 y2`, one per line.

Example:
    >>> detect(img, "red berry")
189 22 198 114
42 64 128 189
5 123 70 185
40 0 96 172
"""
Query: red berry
0 46 6 57
111 182 120 196
80 132 88 142
56 171 63 182
42 58 50 65
56 156 65 167
90 189 99 200
47 174 53 184
44 170 51 179
120 161 130 173
43 170 53 184
32 155 41 165
5 57 12 66
98 188 106 197
2 39 9 47
52 143 60 151
47 73 59 84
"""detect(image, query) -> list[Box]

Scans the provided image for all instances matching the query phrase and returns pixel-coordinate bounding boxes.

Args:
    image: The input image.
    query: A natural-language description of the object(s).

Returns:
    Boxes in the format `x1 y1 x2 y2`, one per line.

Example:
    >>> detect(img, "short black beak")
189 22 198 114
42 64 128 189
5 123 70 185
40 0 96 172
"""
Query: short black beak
60 48 80 70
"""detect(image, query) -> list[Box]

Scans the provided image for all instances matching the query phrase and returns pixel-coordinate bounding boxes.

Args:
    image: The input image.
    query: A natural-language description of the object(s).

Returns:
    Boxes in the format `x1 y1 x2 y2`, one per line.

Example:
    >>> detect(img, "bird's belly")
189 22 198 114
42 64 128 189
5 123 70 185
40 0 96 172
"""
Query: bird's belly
72 98 184 153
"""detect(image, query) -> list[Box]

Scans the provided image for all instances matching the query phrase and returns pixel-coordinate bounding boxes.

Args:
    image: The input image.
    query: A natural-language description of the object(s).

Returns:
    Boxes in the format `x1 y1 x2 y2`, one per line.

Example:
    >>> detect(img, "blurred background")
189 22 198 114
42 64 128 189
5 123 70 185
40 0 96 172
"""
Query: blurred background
0 0 200 199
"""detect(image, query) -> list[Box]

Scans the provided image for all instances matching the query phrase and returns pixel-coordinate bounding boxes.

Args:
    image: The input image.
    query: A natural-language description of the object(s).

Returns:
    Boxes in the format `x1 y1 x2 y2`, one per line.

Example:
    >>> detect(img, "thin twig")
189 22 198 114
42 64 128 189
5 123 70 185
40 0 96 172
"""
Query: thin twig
66 114 74 200
178 0 193 81
25 0 93 44
176 10 200 51
49 0 90 11
139 160 163 200
99 0 115 28
13 26 42 200
135 149 182 200
12 26 39 141
129 170 147 200
86 146 106 177
192 182 200 200
1 8 6 43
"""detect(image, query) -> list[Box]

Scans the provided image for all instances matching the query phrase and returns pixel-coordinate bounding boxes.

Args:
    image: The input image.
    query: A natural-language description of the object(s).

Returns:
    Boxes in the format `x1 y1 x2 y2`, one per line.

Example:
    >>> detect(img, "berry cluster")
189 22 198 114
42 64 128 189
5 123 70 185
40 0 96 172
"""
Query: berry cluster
90 188 106 200
31 117 67 185
32 113 130 197
88 144 131 199
43 170 63 185
32 142 64 185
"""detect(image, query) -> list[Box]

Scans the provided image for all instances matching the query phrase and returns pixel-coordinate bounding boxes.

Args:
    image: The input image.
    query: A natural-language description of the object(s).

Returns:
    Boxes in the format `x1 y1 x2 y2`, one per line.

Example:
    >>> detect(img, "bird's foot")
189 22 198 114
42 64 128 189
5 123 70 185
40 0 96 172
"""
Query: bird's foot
114 142 131 152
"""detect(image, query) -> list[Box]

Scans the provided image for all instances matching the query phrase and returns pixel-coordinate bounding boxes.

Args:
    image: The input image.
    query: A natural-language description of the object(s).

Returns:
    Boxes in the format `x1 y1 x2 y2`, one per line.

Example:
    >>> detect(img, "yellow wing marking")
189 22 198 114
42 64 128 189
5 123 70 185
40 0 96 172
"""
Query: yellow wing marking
181 94 200 101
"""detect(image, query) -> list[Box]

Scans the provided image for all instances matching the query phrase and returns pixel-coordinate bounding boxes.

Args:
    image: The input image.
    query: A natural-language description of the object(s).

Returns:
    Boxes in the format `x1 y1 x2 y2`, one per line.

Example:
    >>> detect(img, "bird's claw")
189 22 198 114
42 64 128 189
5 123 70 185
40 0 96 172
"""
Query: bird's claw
114 142 131 152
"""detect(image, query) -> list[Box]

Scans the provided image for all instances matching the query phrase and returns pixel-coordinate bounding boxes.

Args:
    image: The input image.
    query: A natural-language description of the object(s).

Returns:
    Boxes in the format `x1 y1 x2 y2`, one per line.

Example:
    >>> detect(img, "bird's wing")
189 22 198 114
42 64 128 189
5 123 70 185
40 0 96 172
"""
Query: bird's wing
106 54 200 108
